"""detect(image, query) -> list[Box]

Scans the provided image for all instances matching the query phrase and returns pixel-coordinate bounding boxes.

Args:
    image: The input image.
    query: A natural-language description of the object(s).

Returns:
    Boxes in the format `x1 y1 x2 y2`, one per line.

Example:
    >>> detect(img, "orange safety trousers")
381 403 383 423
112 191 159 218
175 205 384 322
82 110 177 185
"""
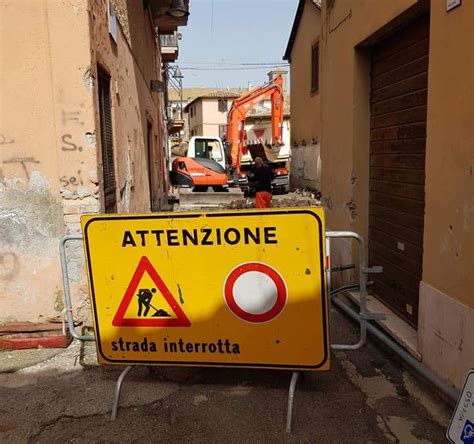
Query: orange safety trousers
255 191 272 209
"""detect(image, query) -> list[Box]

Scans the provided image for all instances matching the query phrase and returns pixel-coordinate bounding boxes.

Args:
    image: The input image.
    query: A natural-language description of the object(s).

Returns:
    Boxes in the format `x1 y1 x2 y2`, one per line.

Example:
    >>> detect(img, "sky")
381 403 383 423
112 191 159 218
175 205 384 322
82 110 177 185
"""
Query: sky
177 0 298 88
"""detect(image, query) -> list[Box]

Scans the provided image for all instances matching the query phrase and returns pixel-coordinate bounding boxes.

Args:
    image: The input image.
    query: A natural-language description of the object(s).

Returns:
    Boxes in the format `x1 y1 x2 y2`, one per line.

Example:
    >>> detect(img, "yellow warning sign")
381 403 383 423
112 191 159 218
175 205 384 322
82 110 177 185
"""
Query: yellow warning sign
81 208 330 370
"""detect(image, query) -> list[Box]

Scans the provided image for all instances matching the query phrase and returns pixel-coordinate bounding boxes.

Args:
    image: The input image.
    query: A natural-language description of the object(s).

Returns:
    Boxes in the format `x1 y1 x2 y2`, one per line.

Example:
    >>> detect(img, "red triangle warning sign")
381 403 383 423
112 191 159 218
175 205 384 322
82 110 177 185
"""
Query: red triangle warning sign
112 256 191 328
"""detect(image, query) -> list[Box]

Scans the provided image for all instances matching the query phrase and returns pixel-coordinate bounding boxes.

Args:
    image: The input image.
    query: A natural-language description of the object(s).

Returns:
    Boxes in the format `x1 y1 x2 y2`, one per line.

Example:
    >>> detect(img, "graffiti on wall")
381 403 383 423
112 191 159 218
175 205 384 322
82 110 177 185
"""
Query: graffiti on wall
0 134 15 145
61 134 83 152
61 110 84 126
59 108 89 190
60 170 84 188
3 157 40 180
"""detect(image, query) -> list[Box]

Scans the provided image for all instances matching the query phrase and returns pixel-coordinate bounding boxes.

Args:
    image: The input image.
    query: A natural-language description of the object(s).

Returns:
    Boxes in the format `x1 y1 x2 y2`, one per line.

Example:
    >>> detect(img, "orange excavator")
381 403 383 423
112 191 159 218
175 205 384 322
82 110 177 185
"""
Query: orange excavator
226 74 284 179
170 75 287 192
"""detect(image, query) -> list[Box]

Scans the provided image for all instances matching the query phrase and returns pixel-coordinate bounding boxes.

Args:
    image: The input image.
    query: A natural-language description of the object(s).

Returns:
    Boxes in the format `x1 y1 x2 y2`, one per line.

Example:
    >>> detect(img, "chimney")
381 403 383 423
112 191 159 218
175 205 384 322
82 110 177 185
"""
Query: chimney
267 69 288 92
247 81 252 91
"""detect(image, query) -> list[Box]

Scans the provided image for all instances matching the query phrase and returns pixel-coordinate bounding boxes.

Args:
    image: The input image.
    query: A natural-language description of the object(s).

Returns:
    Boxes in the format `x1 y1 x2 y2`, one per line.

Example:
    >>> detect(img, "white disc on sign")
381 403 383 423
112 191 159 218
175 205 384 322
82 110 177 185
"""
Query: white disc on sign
232 271 278 315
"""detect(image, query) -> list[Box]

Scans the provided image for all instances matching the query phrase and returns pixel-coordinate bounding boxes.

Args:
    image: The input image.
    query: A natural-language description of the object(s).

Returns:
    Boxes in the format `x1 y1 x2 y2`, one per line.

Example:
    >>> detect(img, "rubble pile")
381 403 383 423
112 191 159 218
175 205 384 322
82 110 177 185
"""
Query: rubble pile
220 198 254 210
293 187 322 200
271 196 321 207
172 189 323 212
220 192 321 210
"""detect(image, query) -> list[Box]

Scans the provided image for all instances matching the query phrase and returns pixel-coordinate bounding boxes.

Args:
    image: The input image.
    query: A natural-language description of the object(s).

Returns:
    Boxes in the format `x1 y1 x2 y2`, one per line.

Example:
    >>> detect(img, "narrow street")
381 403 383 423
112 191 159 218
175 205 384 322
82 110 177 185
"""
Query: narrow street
0 307 452 443
1 1 472 443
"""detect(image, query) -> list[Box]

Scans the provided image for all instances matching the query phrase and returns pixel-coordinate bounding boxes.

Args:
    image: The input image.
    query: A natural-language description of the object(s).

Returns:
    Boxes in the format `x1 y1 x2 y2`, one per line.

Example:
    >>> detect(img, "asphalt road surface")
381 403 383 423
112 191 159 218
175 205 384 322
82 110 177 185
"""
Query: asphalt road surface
0 306 453 443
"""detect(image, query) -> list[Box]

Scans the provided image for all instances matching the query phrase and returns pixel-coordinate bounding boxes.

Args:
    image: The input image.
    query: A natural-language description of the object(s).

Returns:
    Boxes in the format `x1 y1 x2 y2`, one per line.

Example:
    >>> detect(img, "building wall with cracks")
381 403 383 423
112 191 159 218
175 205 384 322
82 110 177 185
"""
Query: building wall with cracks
88 0 169 214
0 0 96 323
285 0 322 191
319 0 473 389
0 0 169 324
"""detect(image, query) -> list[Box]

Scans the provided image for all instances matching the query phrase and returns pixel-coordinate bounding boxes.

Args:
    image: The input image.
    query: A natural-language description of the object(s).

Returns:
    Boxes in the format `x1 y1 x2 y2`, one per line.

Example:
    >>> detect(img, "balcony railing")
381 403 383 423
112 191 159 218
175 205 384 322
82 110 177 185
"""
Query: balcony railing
160 33 178 48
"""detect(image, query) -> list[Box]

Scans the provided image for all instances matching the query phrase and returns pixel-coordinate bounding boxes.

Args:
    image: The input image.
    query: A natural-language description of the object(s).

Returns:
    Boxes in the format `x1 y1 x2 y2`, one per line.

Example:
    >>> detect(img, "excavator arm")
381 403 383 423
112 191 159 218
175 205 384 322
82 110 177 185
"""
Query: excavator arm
226 75 284 173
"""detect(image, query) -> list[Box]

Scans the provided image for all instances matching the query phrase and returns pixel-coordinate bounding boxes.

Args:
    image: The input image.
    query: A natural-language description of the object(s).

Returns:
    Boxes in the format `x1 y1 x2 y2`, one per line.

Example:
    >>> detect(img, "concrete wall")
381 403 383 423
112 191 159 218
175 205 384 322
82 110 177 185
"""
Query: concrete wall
0 0 169 324
319 0 473 389
288 0 321 190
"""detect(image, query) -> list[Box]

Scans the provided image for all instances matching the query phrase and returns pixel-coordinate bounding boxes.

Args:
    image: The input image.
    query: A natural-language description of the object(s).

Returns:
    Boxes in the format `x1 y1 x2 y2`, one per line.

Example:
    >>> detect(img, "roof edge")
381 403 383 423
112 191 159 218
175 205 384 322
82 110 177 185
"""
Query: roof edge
183 93 240 112
283 0 321 62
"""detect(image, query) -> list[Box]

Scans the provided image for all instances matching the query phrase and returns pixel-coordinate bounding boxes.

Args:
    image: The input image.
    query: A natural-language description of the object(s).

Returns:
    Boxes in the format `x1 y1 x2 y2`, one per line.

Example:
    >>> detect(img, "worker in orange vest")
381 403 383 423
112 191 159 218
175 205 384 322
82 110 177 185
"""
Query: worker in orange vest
251 157 274 209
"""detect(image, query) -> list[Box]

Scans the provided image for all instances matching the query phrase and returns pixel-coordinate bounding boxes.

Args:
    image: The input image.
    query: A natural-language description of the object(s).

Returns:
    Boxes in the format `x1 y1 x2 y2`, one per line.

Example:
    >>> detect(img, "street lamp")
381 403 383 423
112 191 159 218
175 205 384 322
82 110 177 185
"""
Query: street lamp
167 0 189 18
173 66 183 79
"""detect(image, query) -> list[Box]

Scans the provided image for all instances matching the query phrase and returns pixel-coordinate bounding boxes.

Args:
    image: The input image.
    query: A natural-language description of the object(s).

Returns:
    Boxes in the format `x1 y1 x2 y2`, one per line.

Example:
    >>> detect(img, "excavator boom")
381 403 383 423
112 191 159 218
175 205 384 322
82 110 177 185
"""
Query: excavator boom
226 75 284 173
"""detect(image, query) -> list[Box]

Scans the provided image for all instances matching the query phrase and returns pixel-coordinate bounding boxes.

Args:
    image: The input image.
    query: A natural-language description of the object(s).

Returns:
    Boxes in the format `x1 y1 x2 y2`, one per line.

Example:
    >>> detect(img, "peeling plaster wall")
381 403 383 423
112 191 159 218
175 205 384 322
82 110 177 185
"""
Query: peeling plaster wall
89 0 168 213
290 143 321 190
0 0 96 322
0 174 64 322
0 0 170 324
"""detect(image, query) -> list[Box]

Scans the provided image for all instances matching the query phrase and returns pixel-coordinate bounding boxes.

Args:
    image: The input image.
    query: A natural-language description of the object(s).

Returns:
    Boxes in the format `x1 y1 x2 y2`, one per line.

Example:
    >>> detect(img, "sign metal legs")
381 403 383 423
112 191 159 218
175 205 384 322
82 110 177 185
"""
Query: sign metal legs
286 371 300 433
111 365 133 420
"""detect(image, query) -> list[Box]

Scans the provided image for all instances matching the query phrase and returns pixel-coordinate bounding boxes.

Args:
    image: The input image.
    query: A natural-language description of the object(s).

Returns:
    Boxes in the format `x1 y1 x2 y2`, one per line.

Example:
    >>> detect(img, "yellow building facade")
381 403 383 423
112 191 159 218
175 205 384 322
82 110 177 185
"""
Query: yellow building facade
286 0 473 389
0 0 188 324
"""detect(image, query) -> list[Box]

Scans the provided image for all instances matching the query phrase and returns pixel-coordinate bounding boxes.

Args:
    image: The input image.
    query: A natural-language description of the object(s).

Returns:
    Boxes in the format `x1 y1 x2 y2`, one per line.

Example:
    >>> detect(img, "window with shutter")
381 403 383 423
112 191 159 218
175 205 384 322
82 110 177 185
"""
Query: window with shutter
98 69 117 213
146 120 157 212
218 98 228 113
311 43 319 93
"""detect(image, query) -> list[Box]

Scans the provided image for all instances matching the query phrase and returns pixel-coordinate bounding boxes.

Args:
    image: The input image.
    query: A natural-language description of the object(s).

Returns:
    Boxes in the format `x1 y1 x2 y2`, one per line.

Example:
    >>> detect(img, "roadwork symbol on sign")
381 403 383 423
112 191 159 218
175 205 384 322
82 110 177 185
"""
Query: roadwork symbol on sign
112 256 191 328
82 208 329 370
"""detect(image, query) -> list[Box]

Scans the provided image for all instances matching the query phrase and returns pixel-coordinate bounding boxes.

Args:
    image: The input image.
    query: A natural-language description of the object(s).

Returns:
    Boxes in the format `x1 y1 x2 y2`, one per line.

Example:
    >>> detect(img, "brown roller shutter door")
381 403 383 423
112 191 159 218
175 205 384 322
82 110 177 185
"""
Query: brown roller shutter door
369 15 429 328
98 69 117 214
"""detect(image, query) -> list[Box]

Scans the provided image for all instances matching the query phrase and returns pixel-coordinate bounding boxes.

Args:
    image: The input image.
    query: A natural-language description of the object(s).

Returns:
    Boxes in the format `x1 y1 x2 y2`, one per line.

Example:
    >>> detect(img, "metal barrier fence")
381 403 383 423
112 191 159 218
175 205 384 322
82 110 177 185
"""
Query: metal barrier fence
60 231 381 348
326 231 384 350
59 231 459 432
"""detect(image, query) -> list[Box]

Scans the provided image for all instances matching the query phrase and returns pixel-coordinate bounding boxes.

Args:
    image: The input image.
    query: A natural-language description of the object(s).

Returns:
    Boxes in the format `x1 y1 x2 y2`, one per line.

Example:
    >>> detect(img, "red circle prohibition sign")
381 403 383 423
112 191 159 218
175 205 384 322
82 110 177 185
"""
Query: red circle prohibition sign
224 262 287 323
